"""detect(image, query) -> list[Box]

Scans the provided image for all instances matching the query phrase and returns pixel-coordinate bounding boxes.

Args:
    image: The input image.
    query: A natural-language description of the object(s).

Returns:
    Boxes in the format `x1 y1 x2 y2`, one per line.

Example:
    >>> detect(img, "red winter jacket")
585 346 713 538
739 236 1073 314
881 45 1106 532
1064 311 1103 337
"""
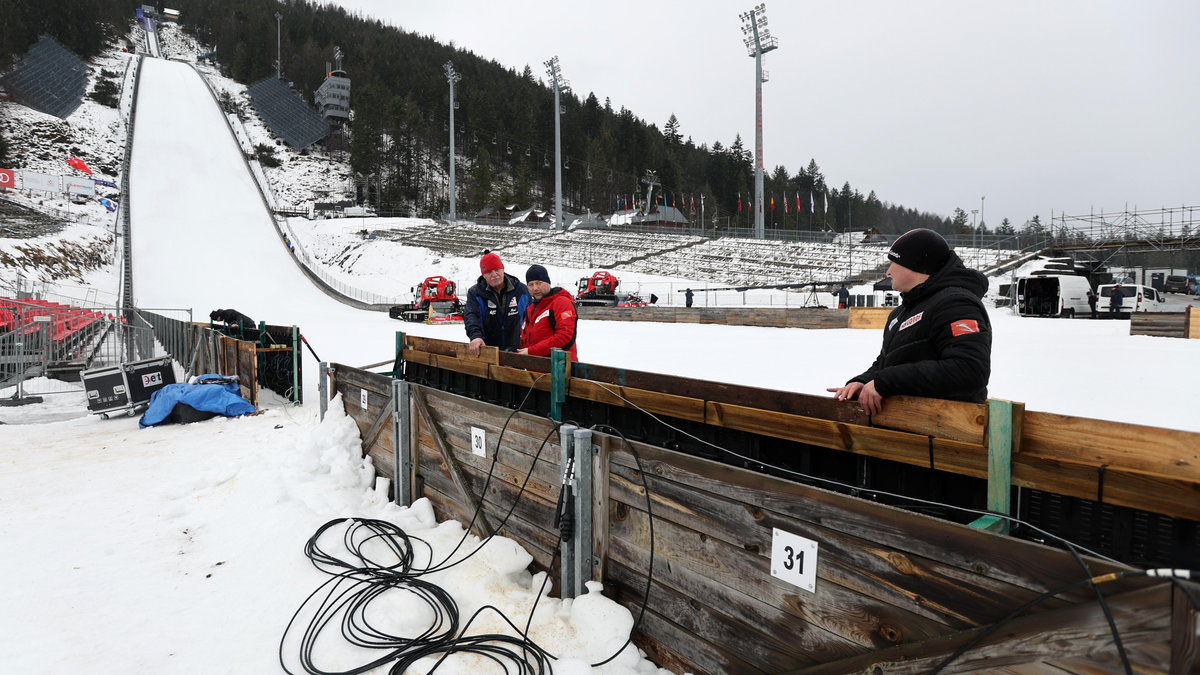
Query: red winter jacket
519 287 578 361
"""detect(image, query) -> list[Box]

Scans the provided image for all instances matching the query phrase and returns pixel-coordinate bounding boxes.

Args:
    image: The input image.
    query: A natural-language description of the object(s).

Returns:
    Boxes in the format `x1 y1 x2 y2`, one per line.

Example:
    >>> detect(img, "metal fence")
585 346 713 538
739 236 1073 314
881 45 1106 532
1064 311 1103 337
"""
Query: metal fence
0 297 154 400
139 310 303 404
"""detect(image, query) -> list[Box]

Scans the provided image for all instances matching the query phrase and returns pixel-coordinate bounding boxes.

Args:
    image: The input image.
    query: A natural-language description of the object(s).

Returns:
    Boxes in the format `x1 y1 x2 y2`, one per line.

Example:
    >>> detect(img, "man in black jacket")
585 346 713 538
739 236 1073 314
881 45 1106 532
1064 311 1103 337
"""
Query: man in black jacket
828 228 991 415
463 251 530 356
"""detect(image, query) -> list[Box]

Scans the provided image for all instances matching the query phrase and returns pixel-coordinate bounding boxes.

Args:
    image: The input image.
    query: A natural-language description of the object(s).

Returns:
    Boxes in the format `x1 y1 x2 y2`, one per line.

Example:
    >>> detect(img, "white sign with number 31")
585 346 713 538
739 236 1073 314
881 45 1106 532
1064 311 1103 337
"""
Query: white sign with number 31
770 528 818 593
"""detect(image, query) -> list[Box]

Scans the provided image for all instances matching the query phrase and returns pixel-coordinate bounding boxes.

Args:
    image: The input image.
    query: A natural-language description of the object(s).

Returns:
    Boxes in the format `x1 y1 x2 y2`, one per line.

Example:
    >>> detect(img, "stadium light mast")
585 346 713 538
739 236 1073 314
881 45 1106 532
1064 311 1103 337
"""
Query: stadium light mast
444 61 462 224
739 4 778 240
544 55 569 230
274 12 282 78
979 195 986 250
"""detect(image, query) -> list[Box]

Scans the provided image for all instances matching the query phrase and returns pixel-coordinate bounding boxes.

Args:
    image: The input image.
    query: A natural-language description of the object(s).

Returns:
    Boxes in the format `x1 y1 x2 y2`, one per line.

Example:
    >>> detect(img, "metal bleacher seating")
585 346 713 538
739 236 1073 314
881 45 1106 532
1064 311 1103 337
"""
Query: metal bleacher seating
0 35 89 119
374 223 548 258
247 76 329 150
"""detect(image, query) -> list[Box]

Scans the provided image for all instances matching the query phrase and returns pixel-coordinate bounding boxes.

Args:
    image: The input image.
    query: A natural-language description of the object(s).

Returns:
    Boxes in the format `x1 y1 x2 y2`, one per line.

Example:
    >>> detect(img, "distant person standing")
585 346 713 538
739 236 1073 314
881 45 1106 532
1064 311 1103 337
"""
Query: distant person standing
1086 288 1098 319
518 265 578 361
684 288 694 308
827 228 991 415
463 251 529 356
836 285 850 309
1109 284 1125 315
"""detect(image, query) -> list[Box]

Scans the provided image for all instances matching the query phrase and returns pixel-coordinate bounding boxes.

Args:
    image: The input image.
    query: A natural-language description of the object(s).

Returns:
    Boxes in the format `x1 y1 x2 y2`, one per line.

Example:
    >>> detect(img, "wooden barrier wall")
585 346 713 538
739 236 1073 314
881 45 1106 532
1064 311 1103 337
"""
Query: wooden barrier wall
1189 305 1200 338
394 336 1200 522
190 329 260 405
1131 311 1189 338
578 306 850 329
847 306 892 329
326 359 1197 674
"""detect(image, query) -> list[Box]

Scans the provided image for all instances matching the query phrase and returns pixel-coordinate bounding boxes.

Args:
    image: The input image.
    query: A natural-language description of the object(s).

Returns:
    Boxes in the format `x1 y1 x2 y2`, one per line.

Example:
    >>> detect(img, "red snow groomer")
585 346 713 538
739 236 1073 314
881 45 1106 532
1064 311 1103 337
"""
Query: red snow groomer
388 276 464 323
575 271 652 307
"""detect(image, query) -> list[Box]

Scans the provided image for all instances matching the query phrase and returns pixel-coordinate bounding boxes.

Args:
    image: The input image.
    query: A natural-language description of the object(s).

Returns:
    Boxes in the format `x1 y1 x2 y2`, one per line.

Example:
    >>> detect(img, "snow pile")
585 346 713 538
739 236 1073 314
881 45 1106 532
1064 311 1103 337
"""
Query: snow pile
0 389 671 674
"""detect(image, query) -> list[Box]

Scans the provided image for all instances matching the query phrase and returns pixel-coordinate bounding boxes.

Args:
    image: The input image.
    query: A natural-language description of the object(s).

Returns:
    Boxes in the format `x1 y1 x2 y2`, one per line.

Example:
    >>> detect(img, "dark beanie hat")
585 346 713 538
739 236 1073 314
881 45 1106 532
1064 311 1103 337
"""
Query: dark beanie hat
887 228 951 275
525 264 551 284
480 251 503 274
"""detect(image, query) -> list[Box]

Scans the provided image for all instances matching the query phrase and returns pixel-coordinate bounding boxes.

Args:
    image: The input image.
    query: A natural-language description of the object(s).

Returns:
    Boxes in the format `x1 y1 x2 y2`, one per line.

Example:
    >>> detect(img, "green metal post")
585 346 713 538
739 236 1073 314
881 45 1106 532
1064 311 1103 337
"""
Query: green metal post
550 348 567 422
970 398 1013 534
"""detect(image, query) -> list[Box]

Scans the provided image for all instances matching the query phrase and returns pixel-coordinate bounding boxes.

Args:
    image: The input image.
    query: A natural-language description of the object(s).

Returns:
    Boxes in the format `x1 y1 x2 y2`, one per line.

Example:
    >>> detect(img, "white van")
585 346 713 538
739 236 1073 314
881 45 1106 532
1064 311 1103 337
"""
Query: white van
1097 283 1163 313
1015 274 1093 317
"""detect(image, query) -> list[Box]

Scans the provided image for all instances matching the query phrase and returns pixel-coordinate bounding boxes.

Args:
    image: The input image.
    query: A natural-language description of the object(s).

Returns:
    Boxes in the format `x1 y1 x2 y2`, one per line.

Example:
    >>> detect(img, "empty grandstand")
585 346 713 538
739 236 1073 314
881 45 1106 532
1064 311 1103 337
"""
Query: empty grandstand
247 76 329 150
358 220 1027 288
0 36 89 119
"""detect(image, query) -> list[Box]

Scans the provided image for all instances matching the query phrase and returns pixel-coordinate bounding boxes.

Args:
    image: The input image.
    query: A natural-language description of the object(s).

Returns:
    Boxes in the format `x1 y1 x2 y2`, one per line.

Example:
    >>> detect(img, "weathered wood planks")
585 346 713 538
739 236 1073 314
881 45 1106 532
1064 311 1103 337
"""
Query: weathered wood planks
848 306 893 329
324 360 1193 675
1130 312 1188 338
401 335 1200 521
577 306 851 329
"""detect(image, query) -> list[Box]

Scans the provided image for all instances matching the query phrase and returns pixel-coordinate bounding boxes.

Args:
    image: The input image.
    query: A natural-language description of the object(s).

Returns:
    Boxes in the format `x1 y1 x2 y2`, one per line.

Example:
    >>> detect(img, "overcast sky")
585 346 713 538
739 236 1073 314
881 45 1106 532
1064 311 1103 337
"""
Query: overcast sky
324 0 1199 228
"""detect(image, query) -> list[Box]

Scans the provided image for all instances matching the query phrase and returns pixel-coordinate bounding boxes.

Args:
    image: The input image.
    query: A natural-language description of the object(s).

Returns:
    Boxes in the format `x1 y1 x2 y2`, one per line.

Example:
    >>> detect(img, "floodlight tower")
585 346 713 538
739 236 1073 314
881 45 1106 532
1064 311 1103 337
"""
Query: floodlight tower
544 56 569 229
444 61 462 223
739 4 778 239
274 12 282 78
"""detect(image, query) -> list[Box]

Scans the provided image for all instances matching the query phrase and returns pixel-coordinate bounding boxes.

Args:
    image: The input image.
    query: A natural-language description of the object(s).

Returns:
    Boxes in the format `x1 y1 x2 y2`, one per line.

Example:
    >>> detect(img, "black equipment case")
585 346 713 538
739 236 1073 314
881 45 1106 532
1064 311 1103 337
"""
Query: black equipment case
82 357 176 418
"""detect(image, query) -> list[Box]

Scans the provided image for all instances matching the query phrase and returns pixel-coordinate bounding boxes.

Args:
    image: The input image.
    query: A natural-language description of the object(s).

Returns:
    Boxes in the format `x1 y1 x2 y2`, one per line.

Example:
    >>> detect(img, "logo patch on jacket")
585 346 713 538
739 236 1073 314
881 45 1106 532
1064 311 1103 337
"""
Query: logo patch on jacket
508 297 517 307
950 319 980 336
560 310 574 320
898 312 924 331
535 309 551 323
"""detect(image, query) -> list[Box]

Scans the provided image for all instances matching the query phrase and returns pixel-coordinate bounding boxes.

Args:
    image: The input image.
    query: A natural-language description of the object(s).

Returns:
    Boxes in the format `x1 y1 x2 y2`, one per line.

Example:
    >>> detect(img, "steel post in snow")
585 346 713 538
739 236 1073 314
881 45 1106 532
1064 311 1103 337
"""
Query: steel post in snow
558 423 578 598
572 427 594 597
318 361 328 421
393 379 412 506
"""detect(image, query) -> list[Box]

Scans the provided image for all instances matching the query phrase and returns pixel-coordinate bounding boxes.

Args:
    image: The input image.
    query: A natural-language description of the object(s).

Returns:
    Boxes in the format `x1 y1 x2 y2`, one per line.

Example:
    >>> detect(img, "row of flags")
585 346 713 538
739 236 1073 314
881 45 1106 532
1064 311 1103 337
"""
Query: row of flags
738 191 829 215
614 193 706 212
608 189 835 217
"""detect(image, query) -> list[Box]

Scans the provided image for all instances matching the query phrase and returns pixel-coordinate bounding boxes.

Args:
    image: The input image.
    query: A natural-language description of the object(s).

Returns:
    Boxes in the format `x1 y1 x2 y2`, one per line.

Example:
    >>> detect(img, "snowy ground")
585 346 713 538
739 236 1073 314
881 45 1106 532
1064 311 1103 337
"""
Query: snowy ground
0 389 665 674
3 31 1200 675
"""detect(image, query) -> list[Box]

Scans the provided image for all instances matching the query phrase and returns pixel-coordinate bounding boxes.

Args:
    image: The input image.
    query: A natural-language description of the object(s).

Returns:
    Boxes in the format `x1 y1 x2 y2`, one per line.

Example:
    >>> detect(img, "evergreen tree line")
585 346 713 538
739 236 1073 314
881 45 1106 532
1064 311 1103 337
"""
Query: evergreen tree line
4 0 961 235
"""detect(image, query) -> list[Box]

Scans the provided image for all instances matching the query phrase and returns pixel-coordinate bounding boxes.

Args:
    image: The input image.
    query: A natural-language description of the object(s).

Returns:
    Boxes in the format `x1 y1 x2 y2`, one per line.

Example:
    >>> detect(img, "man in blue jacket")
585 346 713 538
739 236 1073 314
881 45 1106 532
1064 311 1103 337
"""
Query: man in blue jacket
464 251 530 356
828 228 992 415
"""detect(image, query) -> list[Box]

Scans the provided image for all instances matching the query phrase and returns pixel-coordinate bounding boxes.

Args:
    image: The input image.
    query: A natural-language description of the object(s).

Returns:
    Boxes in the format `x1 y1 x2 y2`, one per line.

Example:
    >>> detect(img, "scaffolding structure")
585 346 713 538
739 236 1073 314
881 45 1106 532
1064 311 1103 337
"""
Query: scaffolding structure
1050 205 1200 253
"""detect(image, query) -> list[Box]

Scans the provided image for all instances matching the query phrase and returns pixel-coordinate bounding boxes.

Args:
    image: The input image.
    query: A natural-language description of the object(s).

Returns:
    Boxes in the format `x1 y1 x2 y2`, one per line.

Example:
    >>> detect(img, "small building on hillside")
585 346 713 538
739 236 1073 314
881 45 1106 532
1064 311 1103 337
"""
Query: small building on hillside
607 205 690 229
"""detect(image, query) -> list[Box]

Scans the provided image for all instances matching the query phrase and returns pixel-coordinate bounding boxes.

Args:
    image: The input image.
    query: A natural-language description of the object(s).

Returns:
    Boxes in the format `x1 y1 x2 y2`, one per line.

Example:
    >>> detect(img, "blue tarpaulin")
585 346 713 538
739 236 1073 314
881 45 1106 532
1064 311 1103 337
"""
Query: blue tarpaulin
139 375 256 428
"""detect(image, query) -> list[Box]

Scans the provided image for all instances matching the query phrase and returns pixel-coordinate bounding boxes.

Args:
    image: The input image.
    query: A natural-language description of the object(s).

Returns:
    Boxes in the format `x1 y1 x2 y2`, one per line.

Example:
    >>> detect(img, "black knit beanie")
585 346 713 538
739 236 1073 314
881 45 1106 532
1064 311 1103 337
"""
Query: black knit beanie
887 228 951 275
525 264 551 284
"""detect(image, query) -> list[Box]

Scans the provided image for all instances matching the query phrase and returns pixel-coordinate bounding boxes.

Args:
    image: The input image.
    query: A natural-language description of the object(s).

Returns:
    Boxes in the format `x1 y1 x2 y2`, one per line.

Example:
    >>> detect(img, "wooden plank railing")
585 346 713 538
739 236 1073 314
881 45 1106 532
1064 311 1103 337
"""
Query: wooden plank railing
399 334 1200 522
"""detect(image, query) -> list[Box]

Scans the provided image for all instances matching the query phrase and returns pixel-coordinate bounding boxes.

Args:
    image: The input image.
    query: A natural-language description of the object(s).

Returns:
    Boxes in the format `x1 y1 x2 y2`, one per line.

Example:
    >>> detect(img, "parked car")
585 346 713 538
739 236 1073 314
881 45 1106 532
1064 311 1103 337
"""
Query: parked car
1097 283 1163 313
1163 275 1192 294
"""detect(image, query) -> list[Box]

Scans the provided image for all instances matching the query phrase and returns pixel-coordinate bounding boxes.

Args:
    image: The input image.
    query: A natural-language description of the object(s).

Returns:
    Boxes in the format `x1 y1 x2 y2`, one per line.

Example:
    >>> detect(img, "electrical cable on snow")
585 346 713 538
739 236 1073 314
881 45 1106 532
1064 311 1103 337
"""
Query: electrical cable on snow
281 375 591 673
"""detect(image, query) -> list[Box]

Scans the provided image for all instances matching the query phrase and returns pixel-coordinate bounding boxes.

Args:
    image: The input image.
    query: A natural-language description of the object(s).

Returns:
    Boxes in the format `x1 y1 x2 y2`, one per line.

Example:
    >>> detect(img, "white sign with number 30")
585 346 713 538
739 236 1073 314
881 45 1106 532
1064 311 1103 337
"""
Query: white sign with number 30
470 427 486 457
770 528 818 593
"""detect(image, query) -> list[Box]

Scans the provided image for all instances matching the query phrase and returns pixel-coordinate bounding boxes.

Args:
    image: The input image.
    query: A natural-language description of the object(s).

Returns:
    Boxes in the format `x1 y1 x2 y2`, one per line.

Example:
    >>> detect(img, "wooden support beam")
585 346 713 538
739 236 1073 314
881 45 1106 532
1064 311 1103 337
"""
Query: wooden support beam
410 385 493 538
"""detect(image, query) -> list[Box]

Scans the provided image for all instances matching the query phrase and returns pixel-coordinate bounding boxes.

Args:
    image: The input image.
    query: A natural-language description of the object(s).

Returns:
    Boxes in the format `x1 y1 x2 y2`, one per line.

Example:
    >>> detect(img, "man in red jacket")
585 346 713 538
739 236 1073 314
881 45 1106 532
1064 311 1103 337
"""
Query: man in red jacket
517 264 579 361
